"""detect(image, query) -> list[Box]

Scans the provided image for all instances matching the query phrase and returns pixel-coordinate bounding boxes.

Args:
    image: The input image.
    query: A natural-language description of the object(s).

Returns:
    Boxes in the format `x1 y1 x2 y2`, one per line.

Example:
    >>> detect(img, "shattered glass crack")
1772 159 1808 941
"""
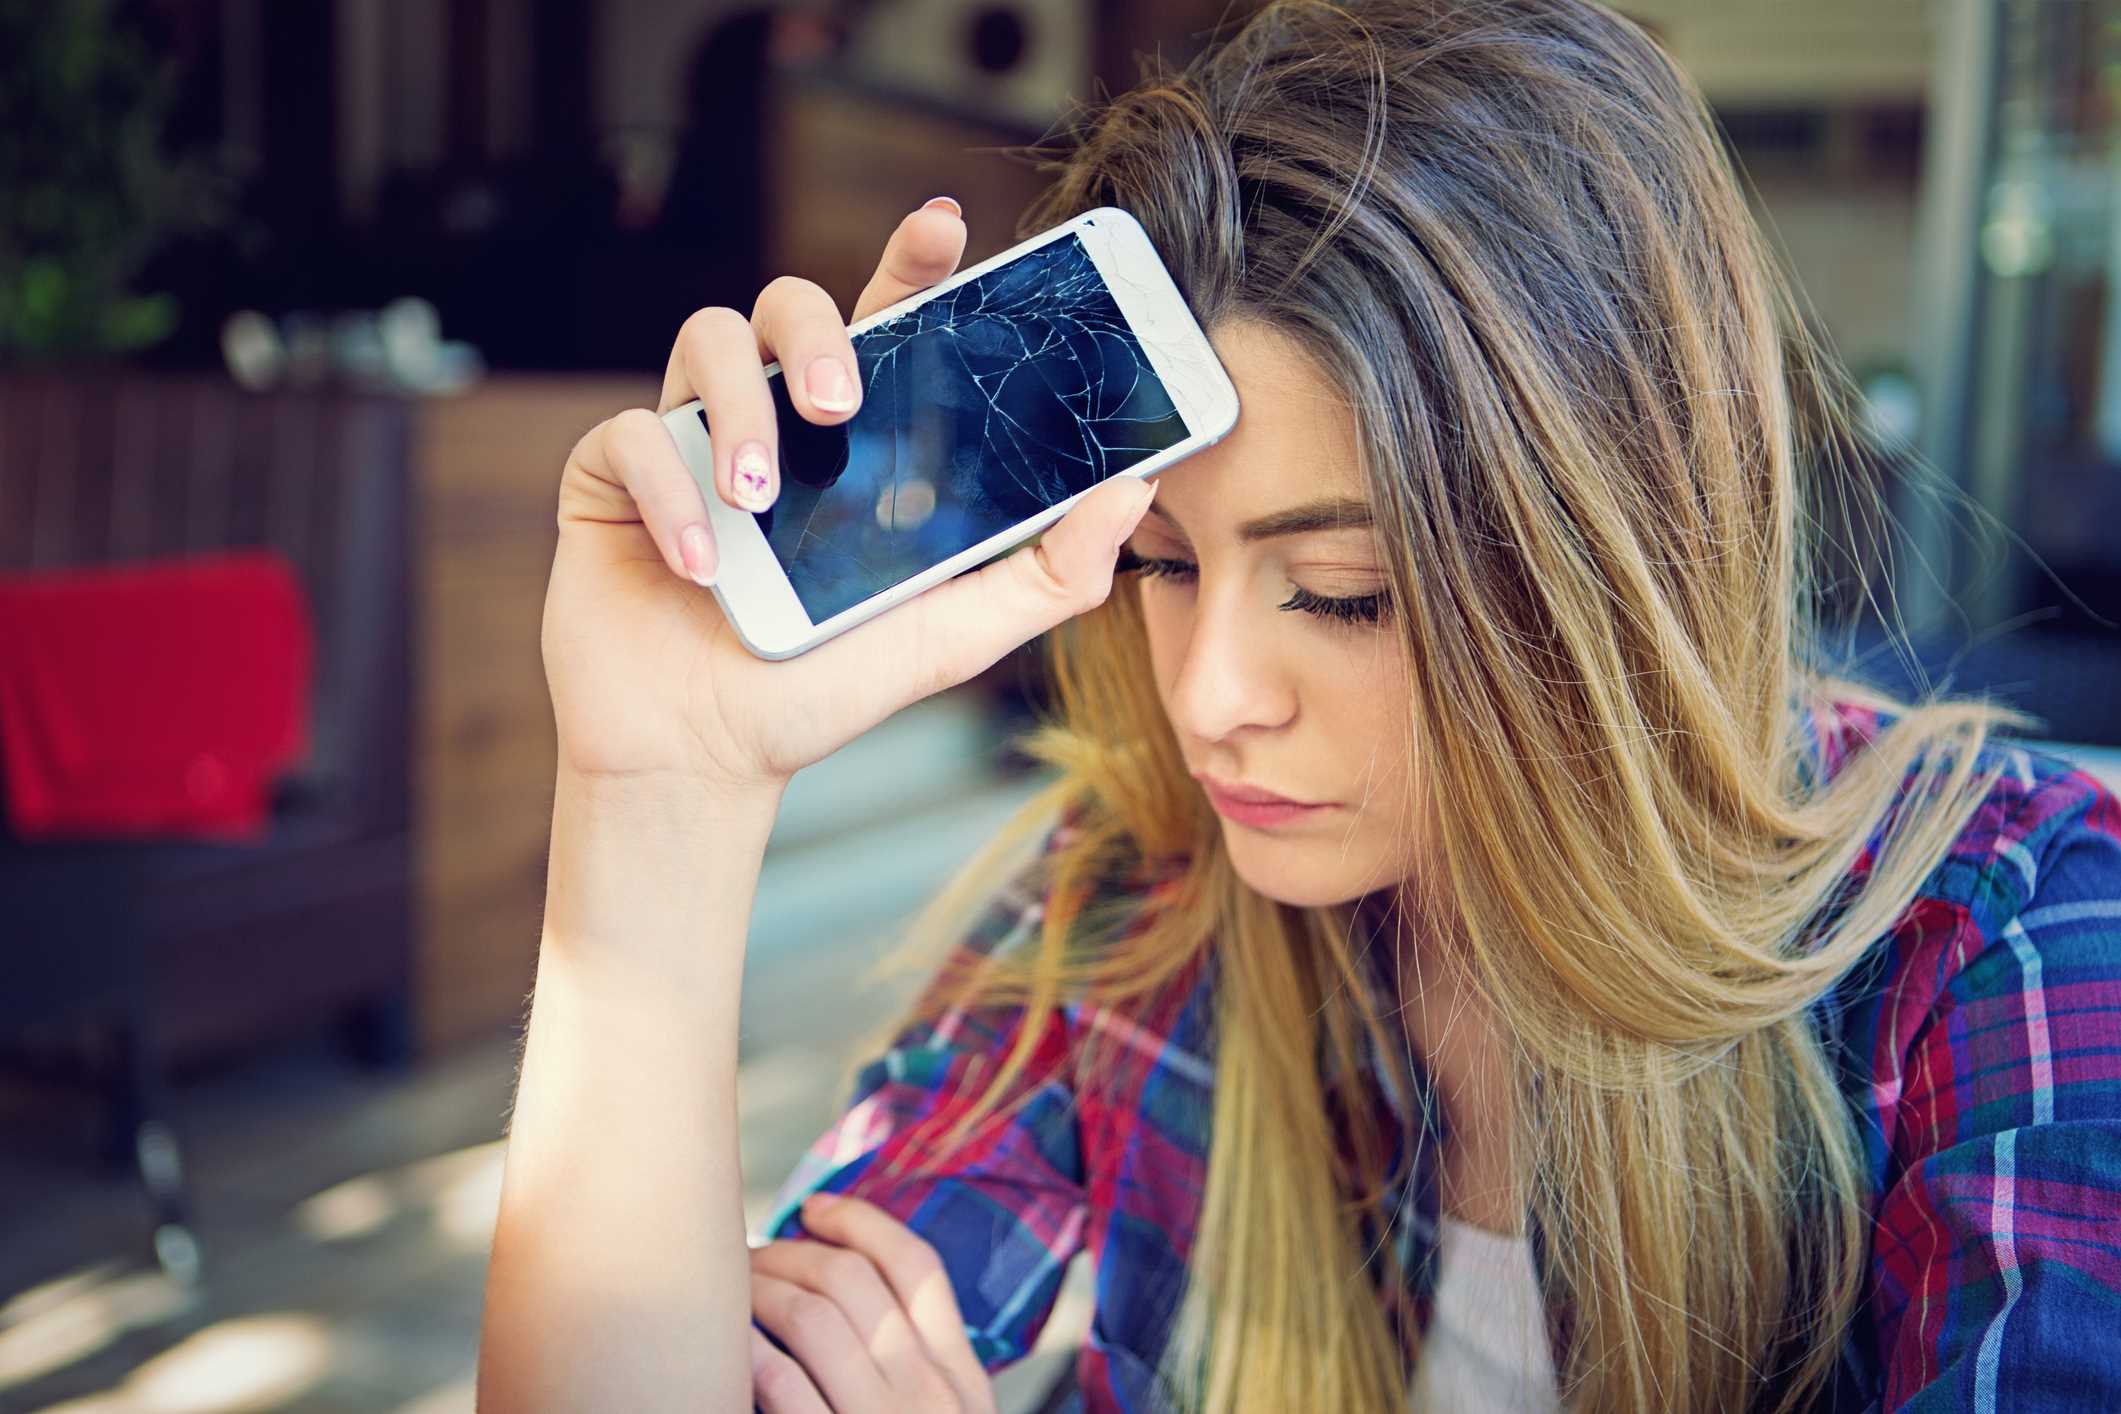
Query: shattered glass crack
741 232 1192 624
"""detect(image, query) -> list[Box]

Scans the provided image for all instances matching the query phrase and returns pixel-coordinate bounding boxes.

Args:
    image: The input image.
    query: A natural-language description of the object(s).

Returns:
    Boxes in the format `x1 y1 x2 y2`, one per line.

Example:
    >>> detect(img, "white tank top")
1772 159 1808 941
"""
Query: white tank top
1408 1214 1565 1412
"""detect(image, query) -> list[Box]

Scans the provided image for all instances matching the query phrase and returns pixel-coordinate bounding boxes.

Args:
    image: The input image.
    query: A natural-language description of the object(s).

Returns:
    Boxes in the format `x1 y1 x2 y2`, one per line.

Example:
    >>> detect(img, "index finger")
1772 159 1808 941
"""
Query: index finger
850 197 967 324
798 1193 994 1409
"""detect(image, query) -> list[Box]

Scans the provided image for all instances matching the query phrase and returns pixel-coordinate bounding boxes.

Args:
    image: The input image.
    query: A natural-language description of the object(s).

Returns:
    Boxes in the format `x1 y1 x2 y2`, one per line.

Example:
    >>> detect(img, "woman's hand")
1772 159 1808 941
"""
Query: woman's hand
540 197 1159 799
749 1193 1000 1413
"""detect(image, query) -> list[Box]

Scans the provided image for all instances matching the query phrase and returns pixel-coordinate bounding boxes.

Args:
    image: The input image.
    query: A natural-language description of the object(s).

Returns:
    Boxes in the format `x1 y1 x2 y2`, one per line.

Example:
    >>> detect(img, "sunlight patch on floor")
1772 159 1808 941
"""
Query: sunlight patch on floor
390 1374 476 1414
0 1265 194 1387
289 1138 507 1255
32 1312 333 1413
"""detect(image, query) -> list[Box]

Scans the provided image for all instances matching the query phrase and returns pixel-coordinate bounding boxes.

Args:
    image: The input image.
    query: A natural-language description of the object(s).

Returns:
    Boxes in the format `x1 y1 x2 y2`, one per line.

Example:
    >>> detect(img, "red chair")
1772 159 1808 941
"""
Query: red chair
0 549 315 1284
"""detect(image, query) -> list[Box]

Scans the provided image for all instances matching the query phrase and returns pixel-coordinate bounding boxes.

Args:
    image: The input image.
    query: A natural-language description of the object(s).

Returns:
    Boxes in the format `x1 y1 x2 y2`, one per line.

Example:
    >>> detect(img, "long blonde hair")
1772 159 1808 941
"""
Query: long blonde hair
845 2 2040 1408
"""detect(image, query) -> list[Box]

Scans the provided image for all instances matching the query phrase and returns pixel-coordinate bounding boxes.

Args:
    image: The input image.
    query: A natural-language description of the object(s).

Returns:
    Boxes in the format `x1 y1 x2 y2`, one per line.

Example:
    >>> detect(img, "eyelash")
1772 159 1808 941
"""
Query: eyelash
1116 548 1390 626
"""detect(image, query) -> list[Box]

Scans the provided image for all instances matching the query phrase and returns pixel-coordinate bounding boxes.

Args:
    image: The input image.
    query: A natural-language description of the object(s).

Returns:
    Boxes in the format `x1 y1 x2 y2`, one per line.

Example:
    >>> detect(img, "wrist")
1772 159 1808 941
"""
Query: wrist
542 763 785 987
555 763 787 835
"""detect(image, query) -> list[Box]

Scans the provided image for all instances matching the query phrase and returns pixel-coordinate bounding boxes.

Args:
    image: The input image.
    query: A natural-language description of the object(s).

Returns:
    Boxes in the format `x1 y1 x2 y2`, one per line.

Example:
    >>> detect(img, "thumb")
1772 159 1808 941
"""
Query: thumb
819 474 1158 719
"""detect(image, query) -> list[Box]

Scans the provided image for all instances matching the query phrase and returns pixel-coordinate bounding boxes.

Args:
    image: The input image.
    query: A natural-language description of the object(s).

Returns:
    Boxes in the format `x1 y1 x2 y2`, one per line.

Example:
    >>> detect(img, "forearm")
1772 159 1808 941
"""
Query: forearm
479 765 784 1414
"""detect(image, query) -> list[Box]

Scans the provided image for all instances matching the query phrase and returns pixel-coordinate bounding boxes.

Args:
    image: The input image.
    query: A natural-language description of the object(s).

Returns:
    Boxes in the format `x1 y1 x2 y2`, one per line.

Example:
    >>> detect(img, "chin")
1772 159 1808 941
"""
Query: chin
1220 822 1390 910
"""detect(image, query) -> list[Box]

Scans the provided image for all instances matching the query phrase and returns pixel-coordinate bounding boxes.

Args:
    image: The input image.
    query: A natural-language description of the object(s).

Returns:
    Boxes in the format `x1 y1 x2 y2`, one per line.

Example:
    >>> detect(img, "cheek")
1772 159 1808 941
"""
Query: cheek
1341 632 1405 726
1331 634 1414 800
1136 589 1186 704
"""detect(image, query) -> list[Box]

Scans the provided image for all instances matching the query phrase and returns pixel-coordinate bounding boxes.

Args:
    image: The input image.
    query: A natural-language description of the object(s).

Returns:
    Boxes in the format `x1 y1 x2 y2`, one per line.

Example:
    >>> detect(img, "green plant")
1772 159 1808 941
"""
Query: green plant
0 0 226 359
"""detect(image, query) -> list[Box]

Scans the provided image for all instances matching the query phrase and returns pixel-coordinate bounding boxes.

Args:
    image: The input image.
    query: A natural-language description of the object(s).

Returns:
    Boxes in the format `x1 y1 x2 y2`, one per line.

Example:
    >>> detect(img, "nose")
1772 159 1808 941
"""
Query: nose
1163 579 1298 745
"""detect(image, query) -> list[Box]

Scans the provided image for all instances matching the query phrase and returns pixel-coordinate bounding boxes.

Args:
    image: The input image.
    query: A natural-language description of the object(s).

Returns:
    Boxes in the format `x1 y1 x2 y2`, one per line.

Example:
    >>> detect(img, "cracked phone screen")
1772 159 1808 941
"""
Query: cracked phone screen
703 231 1194 625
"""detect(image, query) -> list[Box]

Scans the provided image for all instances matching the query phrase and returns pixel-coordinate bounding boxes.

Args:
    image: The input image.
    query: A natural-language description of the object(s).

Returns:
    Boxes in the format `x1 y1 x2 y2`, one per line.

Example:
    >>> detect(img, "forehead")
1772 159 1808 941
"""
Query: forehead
1151 318 1365 527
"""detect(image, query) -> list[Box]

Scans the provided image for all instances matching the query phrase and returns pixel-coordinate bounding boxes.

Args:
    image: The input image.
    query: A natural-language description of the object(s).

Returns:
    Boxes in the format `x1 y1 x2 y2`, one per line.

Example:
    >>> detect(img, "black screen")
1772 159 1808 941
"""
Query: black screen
704 231 1193 624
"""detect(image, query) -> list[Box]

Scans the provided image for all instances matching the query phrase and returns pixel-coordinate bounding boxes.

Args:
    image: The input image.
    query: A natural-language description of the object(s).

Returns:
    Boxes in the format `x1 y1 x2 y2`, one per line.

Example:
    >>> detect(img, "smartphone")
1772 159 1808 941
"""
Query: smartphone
660 205 1240 659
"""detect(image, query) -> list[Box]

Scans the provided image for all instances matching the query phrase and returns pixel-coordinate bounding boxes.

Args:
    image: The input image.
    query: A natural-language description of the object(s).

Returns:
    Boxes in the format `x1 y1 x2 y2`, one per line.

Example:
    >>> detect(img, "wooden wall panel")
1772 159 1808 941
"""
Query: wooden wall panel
1620 0 1932 102
413 375 654 1052
771 80 1063 314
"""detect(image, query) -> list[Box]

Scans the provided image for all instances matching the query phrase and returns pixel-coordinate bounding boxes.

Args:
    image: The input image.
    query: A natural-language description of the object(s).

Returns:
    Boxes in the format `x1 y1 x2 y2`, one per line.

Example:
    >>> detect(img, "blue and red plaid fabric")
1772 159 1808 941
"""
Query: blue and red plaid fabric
757 697 2121 1411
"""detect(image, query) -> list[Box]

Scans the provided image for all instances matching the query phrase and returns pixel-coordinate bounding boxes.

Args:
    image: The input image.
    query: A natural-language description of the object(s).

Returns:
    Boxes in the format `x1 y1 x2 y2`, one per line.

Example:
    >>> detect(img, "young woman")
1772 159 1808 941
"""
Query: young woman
478 2 2121 1410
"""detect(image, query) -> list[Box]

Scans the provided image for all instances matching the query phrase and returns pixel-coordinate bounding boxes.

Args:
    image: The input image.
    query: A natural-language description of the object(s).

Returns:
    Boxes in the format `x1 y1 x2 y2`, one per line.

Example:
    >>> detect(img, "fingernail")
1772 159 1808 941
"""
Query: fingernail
732 441 774 512
919 195 961 217
680 524 716 586
802 1192 839 1215
806 356 857 412
1111 479 1156 556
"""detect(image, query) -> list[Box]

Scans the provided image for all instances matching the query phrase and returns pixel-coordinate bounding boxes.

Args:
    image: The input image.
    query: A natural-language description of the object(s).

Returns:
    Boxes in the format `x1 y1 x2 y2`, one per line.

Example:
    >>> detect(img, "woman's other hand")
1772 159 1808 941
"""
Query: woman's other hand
749 1193 1000 1413
541 196 1159 800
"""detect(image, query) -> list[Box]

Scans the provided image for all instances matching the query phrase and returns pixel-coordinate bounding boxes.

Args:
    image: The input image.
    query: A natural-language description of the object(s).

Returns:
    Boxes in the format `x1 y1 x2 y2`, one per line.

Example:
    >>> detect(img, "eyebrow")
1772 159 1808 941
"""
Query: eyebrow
1144 496 1373 543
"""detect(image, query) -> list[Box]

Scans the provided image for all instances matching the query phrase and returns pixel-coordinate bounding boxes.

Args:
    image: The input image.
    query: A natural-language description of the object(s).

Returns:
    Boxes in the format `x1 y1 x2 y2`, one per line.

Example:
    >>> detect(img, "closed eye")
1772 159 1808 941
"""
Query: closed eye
1116 548 1390 627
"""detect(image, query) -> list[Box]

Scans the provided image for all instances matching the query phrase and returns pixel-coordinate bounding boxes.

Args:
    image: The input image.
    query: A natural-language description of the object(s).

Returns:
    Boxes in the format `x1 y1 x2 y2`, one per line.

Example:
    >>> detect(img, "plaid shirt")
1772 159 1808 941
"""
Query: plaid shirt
758 698 2121 1411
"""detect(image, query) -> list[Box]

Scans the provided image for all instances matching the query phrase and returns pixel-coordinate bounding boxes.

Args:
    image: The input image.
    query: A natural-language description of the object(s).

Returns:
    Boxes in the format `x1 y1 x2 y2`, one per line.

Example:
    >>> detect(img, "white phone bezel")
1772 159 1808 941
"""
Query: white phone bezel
659 205 1240 660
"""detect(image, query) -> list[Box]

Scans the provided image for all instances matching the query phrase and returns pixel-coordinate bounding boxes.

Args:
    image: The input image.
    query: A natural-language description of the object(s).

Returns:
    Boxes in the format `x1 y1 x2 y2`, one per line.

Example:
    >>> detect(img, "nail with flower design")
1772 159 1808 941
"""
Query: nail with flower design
733 440 774 512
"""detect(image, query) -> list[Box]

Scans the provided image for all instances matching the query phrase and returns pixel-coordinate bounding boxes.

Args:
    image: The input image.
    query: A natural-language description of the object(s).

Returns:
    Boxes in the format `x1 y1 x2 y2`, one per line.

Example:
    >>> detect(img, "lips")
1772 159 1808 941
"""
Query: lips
1193 772 1334 830
1193 772 1318 807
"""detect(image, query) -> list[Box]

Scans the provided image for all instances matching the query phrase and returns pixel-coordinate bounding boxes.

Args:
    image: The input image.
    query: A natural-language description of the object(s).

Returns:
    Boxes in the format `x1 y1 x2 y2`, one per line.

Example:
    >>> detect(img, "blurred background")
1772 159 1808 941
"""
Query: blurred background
1 1 2118 1410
